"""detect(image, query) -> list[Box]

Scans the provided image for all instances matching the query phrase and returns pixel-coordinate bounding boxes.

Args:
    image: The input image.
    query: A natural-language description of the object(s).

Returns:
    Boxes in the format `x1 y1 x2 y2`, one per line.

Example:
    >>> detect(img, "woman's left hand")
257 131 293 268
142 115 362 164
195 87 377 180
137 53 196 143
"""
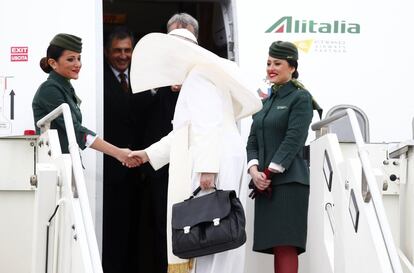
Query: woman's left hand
200 173 216 190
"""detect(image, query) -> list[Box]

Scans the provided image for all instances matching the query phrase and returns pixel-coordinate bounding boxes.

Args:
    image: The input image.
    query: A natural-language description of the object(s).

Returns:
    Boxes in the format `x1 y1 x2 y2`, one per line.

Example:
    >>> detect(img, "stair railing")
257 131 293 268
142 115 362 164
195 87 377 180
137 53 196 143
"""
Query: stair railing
37 103 102 273
312 108 403 273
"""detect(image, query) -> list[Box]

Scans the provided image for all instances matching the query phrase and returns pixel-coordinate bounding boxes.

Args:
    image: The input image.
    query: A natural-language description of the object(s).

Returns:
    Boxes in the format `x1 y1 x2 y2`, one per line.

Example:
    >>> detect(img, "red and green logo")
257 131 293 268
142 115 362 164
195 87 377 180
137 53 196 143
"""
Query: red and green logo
266 16 360 34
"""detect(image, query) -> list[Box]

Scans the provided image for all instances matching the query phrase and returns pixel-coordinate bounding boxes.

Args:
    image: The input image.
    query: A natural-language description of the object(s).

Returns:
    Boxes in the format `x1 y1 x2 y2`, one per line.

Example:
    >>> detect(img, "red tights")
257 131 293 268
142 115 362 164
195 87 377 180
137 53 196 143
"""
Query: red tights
273 246 298 273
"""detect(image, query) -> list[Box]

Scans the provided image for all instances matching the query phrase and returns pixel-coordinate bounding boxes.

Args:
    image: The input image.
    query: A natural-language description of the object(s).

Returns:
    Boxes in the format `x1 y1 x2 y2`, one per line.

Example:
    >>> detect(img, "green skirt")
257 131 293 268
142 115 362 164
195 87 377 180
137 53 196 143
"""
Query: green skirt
253 182 309 254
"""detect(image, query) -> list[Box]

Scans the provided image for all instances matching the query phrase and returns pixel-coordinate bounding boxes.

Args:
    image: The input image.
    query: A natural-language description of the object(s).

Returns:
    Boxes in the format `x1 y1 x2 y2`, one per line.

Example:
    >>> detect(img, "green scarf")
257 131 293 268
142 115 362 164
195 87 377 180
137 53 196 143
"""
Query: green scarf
272 79 323 119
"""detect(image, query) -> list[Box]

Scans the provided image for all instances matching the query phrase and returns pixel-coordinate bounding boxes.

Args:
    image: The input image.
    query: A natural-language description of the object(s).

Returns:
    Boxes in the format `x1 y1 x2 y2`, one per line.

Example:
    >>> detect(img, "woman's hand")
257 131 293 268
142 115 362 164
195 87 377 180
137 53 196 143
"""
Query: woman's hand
200 173 216 190
249 165 271 191
89 138 142 167
117 148 142 167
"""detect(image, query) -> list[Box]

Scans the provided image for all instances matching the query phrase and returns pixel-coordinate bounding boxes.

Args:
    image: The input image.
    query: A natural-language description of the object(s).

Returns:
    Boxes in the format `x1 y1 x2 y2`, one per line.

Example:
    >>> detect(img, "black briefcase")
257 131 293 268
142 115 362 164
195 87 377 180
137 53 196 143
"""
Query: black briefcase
171 187 246 259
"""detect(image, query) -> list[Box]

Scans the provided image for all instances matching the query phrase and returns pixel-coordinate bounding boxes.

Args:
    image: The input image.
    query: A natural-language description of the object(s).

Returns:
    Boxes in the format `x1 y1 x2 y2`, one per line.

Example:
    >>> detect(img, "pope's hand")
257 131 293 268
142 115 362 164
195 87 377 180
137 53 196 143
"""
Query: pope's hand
118 148 142 168
200 173 216 190
127 150 149 168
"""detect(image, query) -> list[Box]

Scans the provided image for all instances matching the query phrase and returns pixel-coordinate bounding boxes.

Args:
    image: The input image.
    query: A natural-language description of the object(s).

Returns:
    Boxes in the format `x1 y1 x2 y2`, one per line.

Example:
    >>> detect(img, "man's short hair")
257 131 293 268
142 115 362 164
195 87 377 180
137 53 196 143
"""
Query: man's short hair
105 26 135 49
167 13 199 38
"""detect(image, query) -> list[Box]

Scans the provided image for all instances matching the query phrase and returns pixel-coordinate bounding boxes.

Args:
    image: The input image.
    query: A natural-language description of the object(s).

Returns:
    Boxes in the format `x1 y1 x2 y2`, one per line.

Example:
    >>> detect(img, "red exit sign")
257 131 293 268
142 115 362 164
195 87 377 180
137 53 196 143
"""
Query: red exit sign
11 46 28 62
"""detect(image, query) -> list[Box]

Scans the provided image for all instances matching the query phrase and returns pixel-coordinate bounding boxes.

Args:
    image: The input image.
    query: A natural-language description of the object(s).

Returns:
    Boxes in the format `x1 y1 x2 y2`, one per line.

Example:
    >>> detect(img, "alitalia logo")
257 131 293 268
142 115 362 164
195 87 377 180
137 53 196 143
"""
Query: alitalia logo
266 16 360 34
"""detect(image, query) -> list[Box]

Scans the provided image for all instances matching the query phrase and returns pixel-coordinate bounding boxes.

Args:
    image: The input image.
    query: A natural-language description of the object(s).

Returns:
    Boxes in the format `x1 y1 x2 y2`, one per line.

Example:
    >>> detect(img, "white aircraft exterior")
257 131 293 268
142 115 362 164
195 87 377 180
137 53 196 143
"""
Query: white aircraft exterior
1 0 413 272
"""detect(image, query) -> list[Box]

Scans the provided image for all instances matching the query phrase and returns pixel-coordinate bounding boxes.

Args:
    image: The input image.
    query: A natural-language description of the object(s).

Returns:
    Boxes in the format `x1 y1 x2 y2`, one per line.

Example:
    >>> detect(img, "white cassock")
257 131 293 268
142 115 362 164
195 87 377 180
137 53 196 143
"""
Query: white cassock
130 30 262 273
145 67 248 273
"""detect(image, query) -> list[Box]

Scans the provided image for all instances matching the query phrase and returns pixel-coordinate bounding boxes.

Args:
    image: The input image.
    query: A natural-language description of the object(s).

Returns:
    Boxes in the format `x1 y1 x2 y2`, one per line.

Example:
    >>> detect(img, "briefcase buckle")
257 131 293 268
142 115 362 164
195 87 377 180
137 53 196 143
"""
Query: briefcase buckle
183 226 191 234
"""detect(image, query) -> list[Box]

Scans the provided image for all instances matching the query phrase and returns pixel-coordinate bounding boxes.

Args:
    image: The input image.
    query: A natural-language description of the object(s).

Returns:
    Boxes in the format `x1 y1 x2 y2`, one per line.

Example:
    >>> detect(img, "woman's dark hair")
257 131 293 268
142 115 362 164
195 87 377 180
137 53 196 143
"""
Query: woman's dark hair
39 44 66 73
287 59 299 79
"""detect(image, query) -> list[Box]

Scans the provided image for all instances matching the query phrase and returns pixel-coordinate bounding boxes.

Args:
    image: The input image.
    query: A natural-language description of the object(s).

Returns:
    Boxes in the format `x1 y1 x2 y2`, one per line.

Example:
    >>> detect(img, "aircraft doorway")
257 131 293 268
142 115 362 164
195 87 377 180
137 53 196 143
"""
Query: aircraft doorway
101 1 236 272
103 1 234 58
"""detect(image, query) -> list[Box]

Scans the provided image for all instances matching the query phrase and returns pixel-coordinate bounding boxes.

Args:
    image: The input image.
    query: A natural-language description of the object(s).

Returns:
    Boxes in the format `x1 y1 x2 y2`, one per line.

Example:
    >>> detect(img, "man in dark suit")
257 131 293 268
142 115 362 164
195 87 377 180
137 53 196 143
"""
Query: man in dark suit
102 26 147 273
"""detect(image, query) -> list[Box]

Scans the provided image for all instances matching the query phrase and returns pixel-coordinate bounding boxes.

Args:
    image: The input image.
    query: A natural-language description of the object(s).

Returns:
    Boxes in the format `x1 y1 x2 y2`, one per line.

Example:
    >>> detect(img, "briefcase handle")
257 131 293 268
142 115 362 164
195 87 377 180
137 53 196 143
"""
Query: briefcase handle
190 186 217 200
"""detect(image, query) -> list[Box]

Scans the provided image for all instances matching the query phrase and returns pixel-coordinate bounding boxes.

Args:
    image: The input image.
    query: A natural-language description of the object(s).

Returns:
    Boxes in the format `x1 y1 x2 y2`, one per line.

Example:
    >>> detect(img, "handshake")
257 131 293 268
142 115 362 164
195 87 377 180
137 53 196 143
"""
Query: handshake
117 149 149 168
118 148 216 190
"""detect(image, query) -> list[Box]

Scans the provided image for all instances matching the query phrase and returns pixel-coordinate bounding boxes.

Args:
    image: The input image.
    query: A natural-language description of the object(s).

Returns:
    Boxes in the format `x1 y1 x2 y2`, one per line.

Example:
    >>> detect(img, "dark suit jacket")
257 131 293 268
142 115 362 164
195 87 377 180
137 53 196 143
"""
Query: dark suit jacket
246 81 313 186
138 86 178 176
103 61 150 273
141 86 179 147
103 62 135 146
136 86 178 273
103 61 157 179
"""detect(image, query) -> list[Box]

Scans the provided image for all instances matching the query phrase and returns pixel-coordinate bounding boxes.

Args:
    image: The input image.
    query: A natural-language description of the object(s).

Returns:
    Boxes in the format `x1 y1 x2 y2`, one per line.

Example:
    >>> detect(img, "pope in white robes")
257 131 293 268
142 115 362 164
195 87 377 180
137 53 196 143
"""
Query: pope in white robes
128 28 262 273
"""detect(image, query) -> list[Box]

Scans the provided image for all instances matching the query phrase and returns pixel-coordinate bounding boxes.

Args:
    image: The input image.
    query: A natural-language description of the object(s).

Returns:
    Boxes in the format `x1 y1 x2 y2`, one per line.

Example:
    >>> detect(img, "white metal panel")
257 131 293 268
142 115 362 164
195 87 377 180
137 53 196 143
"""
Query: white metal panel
309 134 402 273
0 190 35 273
0 136 37 273
0 137 36 190
400 147 414 266
30 164 59 273
308 134 341 273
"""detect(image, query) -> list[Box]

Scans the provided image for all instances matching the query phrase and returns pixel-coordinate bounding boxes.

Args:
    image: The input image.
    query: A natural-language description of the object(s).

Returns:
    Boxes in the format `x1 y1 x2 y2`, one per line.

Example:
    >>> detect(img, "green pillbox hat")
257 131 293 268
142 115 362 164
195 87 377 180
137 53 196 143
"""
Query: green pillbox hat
269 41 298 61
50 33 82 53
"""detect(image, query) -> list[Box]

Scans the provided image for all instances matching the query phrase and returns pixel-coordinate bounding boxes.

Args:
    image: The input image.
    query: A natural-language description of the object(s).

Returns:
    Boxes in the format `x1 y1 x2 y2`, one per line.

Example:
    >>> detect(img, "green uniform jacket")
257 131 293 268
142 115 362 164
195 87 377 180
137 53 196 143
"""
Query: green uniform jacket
246 81 313 186
32 70 96 153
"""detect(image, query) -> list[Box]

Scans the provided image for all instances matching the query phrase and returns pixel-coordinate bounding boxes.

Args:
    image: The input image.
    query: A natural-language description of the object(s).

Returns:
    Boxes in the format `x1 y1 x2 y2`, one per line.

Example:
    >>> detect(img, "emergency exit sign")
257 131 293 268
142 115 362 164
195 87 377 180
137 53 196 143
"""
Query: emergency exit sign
10 47 28 62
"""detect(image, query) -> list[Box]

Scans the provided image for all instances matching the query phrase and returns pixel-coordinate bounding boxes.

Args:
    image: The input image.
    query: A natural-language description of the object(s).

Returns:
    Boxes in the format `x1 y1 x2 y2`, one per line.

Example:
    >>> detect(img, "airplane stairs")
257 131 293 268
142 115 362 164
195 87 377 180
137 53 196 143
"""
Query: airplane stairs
1 104 414 273
0 103 103 273
306 109 414 273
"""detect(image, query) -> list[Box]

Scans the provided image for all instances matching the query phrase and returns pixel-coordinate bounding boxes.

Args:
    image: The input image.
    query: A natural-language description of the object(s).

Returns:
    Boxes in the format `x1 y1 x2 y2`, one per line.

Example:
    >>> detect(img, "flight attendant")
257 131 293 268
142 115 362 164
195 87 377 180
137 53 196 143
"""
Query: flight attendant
246 41 314 273
32 33 139 167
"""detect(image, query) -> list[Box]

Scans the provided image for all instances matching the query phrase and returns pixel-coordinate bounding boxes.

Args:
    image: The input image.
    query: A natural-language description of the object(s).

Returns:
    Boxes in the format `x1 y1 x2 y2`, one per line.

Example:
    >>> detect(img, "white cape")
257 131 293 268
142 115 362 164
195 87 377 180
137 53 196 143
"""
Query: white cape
130 31 262 273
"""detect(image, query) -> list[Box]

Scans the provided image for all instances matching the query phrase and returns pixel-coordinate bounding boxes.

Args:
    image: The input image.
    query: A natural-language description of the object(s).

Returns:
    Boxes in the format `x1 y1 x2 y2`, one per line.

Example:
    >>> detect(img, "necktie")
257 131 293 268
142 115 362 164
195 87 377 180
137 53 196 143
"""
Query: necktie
119 73 129 92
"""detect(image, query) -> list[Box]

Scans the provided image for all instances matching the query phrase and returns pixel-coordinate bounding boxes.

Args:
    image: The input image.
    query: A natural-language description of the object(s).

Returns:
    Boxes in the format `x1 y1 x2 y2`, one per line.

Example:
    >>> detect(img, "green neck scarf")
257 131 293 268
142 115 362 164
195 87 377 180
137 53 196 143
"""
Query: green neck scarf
271 81 289 94
272 79 323 119
271 79 305 94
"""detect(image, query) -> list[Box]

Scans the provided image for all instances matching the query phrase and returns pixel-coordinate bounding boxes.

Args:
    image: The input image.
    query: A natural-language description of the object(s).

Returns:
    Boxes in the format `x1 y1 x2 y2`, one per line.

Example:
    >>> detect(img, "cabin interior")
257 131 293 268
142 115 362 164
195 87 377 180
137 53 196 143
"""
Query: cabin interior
103 0 233 58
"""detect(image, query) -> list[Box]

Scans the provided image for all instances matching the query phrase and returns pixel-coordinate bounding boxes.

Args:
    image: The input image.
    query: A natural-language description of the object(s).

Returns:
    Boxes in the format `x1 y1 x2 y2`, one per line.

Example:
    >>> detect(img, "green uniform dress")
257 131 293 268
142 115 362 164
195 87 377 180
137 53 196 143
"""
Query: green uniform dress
32 70 96 153
246 80 313 254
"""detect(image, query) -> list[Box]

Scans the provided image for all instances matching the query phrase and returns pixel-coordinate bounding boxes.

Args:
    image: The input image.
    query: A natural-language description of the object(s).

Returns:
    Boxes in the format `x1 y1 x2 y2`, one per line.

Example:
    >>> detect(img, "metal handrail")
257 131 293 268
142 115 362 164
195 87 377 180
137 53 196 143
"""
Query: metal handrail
325 203 335 235
312 108 403 273
37 103 103 273
325 104 370 142
311 110 349 132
